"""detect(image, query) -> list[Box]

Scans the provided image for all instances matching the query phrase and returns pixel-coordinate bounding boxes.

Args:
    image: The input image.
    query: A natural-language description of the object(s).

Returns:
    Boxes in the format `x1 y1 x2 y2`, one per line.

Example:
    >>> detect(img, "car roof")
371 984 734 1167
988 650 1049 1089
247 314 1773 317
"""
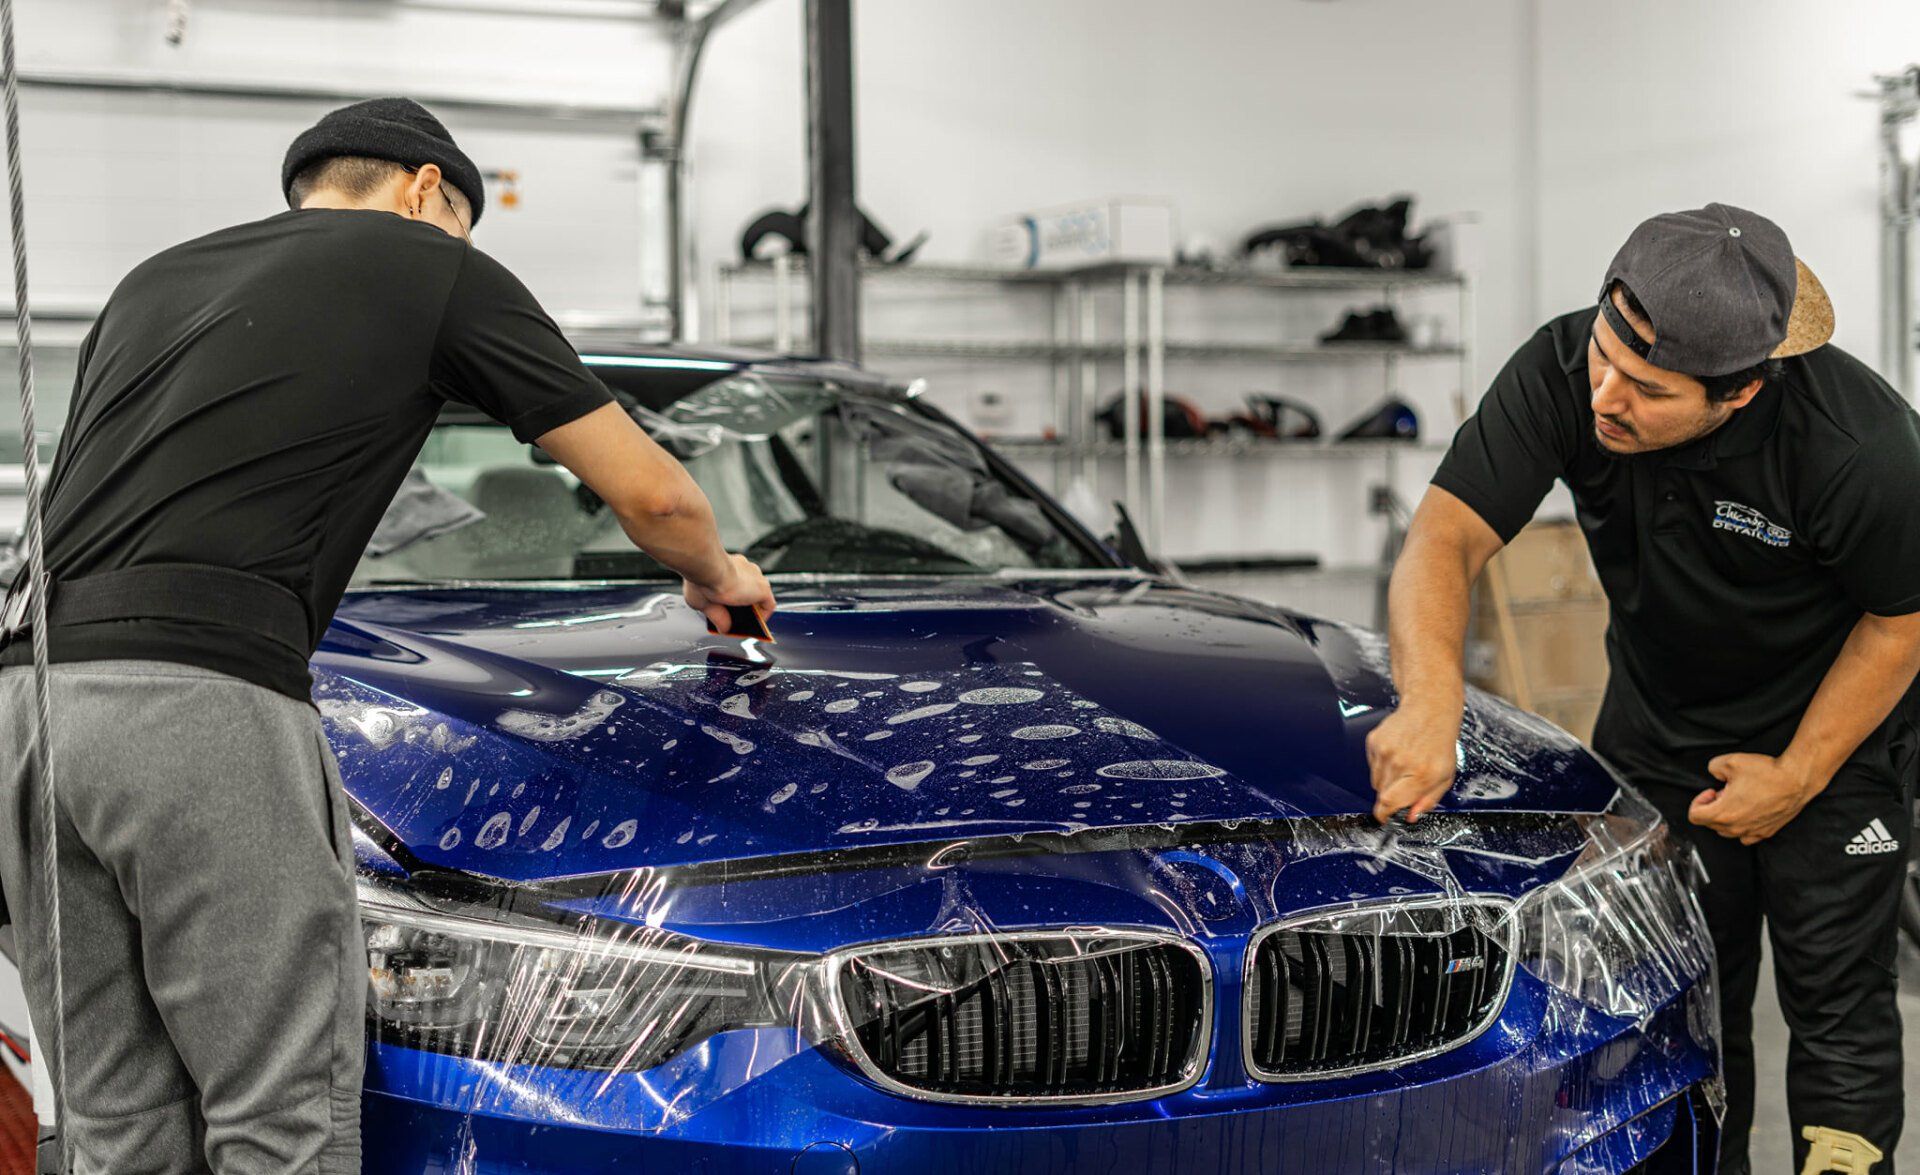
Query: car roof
436 341 905 424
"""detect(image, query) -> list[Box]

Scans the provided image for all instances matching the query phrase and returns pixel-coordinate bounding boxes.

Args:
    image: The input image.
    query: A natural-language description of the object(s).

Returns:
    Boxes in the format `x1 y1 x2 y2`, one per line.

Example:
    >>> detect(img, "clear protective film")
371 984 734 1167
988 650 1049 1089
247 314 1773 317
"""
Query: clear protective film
336 661 1720 1169
329 371 1721 1171
355 371 1089 585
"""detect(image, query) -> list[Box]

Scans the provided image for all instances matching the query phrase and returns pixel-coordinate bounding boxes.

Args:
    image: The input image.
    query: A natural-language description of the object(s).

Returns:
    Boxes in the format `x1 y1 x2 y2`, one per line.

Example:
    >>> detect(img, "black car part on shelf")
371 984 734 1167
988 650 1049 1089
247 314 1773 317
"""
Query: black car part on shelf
1337 397 1420 441
1321 307 1408 344
1220 394 1323 440
1241 196 1435 270
739 203 926 264
1097 392 1211 440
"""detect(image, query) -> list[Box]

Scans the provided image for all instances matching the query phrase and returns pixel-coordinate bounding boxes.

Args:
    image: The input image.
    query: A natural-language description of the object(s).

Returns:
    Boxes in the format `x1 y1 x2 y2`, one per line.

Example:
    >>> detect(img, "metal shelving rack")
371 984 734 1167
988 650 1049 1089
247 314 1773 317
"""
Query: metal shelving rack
716 258 1473 548
1875 66 1920 397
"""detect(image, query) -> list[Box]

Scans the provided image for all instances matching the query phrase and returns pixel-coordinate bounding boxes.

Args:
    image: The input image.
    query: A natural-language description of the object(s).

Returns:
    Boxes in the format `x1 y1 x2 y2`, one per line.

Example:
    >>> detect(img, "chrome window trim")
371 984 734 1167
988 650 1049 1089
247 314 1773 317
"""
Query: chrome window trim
821 926 1213 1108
1241 894 1518 1084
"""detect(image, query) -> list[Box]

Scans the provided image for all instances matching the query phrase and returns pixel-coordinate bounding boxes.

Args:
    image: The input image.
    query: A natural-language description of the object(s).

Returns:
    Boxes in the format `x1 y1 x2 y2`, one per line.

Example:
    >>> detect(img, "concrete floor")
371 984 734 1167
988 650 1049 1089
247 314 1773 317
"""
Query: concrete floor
1745 939 1919 1172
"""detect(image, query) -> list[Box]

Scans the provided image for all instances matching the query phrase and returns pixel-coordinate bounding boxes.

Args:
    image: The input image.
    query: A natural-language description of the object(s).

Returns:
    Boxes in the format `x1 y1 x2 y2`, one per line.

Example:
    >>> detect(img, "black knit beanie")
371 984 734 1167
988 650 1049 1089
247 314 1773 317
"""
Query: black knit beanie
281 98 485 226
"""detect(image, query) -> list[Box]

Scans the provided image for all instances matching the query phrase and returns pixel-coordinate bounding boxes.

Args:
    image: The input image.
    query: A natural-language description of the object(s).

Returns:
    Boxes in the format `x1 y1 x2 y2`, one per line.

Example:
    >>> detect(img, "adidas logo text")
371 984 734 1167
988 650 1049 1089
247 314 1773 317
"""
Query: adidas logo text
1844 818 1902 856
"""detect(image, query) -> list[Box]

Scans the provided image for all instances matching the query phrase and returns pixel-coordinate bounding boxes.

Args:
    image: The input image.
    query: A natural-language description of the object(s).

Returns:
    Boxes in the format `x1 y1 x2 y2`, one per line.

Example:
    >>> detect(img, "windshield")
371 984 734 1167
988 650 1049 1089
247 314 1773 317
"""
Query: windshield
352 371 1105 585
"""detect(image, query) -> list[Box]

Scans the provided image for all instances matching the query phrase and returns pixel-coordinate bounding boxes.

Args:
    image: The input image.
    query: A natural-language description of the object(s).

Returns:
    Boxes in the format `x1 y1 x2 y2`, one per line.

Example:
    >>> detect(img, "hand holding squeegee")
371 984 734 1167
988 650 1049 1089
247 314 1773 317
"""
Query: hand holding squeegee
707 603 774 643
685 552 777 642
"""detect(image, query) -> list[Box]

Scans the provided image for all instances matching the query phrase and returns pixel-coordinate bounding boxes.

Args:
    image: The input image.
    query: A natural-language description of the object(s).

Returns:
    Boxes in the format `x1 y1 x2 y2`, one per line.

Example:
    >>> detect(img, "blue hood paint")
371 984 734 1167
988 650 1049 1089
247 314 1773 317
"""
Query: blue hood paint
314 576 1619 882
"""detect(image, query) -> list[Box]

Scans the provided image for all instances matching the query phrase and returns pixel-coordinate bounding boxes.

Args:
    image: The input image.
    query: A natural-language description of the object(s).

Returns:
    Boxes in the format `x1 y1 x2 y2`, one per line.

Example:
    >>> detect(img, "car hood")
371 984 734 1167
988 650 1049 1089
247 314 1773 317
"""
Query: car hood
315 576 1618 882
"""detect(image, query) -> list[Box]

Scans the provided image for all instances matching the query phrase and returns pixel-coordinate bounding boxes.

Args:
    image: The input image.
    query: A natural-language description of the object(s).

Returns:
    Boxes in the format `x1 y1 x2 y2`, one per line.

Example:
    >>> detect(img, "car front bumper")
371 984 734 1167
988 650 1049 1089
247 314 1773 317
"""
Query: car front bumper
359 972 1719 1174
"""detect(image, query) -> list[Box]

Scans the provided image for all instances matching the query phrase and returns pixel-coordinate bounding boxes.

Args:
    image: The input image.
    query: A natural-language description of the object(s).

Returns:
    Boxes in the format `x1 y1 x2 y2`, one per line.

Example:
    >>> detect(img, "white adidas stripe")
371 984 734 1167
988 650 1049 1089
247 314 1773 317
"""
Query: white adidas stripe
1869 818 1893 841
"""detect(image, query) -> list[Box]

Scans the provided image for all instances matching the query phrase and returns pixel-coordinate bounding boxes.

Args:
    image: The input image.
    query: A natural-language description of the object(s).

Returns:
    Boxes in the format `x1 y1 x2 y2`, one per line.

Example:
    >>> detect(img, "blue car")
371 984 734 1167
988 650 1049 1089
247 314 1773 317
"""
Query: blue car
329 347 1722 1173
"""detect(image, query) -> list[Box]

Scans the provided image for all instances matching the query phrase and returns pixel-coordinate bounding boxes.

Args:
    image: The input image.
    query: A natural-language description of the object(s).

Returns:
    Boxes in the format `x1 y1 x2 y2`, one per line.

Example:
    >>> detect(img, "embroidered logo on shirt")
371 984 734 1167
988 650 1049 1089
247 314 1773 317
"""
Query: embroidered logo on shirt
1711 500 1792 548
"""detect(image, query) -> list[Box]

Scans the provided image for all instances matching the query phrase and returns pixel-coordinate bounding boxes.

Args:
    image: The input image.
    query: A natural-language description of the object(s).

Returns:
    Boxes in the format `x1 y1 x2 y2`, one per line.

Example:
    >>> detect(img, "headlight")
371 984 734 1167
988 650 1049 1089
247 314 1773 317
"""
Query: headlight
1518 786 1715 1022
359 882 818 1071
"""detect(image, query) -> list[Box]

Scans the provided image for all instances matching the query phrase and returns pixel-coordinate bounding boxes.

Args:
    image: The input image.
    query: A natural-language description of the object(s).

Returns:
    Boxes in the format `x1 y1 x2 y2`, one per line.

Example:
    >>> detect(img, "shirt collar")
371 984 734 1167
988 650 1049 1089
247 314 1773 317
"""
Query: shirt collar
1706 379 1784 460
1659 379 1783 470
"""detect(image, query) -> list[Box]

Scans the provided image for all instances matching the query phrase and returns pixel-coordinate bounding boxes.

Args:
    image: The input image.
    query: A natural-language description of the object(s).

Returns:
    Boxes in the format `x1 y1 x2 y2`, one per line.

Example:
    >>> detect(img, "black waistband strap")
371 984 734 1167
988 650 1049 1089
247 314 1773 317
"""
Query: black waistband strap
3 564 311 655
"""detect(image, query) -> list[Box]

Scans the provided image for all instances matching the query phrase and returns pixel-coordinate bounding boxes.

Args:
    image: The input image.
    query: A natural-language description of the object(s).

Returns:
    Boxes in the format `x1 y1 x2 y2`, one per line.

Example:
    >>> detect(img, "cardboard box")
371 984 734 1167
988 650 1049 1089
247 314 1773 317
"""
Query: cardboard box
1530 690 1605 742
1468 520 1610 740
1489 520 1603 604
991 199 1175 269
1473 602 1609 697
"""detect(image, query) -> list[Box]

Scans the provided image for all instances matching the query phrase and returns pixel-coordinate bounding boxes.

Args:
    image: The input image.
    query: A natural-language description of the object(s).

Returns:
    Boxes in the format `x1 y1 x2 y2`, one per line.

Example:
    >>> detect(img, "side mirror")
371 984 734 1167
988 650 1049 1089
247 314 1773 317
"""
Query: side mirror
1102 501 1174 577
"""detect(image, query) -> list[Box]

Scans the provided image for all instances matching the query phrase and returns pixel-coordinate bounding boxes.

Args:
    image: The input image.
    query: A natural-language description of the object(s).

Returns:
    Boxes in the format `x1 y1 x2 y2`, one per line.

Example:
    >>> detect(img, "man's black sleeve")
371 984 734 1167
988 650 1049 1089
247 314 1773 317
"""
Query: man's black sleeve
1805 415 1920 616
1429 322 1582 543
41 317 102 507
428 247 614 443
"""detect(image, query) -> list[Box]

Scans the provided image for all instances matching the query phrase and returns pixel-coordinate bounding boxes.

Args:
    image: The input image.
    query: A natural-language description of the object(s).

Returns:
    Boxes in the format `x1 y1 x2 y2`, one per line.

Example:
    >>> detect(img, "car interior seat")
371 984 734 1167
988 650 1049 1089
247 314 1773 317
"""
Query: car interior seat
403 466 599 580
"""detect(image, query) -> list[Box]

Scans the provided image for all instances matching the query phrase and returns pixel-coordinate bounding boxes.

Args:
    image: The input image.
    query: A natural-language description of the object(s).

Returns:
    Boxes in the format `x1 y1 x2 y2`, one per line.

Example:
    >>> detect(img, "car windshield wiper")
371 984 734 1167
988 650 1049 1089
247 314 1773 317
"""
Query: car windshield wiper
572 551 676 580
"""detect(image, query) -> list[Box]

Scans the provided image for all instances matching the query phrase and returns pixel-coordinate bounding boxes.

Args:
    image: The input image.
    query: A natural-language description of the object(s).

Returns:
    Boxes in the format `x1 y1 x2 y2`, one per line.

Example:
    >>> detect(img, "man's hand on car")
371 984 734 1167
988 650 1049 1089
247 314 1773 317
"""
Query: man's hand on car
1367 700 1463 824
1689 752 1826 845
685 553 776 636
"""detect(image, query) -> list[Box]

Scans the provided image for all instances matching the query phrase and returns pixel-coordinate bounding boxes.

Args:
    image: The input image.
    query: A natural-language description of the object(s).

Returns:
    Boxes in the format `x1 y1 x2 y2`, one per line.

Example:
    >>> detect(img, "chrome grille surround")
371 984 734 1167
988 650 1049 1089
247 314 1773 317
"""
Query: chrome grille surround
1242 895 1517 1083
823 927 1213 1107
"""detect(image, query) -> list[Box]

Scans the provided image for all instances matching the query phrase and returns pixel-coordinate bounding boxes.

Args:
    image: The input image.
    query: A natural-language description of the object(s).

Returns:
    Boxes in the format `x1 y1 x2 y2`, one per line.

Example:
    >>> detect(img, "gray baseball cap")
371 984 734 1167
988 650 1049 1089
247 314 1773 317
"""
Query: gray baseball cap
1597 203 1833 377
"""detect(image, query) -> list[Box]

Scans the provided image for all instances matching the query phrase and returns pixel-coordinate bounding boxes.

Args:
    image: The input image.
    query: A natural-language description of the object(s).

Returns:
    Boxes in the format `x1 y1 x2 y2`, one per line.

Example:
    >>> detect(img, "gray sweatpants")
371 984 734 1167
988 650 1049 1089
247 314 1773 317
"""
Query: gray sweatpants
0 661 364 1174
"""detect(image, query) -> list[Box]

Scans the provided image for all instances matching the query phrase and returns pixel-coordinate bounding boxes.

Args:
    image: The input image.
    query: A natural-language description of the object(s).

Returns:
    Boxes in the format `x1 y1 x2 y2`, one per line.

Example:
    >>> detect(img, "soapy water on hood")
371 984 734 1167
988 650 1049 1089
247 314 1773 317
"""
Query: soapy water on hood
486 658 1254 844
329 638 1613 888
496 690 625 743
317 697 477 755
957 687 1045 705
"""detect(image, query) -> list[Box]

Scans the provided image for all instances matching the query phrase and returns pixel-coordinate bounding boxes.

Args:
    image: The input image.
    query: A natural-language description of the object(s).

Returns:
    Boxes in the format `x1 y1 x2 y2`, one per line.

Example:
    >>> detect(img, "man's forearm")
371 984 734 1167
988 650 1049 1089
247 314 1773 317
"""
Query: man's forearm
1781 611 1920 788
1386 530 1475 714
531 403 739 590
614 484 734 589
1368 488 1506 822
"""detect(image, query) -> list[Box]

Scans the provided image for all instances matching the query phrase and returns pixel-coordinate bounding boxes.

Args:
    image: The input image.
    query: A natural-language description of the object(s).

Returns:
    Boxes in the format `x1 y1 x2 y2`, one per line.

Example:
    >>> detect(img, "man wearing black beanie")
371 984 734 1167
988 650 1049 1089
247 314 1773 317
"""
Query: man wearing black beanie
0 97 775 1172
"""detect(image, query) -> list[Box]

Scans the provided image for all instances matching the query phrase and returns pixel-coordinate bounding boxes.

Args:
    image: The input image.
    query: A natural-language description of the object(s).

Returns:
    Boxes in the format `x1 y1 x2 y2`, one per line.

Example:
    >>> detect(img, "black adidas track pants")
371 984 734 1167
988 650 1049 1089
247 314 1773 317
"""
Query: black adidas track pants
1643 736 1913 1175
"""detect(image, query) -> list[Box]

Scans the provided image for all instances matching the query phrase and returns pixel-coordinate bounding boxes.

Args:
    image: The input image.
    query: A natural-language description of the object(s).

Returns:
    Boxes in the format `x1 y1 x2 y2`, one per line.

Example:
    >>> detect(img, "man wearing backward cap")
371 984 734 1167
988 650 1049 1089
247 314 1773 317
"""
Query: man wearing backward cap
0 98 774 1171
1370 204 1920 1172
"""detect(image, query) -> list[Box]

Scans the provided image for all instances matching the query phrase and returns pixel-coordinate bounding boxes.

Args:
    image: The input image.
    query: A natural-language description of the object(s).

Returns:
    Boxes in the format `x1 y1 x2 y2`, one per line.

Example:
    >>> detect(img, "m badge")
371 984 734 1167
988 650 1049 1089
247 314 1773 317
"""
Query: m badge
1713 500 1792 548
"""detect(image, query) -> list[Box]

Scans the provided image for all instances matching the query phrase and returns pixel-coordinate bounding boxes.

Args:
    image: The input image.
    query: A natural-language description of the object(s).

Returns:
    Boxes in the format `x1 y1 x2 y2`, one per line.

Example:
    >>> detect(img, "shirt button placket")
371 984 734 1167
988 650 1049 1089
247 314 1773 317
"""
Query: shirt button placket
1654 471 1687 535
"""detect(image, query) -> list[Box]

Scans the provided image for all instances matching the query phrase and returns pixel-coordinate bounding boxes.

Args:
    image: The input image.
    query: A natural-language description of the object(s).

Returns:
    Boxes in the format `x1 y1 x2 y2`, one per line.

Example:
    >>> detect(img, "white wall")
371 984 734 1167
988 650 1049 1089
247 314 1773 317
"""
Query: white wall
1534 0 1917 376
690 0 1537 562
6 0 675 391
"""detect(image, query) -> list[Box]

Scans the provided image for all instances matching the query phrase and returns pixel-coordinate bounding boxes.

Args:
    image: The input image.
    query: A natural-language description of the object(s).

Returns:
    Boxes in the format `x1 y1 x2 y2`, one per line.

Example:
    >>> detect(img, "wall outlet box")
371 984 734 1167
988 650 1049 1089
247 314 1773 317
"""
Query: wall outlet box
970 388 1015 435
991 199 1175 269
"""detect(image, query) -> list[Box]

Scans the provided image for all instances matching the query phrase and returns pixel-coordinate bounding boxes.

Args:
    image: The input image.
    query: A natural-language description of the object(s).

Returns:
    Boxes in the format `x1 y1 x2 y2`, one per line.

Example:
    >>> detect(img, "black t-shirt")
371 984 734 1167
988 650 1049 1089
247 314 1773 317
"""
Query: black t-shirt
3 208 613 700
1434 307 1920 791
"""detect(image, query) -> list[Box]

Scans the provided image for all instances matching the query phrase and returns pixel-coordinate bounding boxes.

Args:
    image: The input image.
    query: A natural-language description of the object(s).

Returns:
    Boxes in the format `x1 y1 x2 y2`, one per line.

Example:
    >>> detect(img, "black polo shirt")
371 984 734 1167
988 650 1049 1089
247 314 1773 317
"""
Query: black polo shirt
1434 307 1920 791
1 208 613 700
